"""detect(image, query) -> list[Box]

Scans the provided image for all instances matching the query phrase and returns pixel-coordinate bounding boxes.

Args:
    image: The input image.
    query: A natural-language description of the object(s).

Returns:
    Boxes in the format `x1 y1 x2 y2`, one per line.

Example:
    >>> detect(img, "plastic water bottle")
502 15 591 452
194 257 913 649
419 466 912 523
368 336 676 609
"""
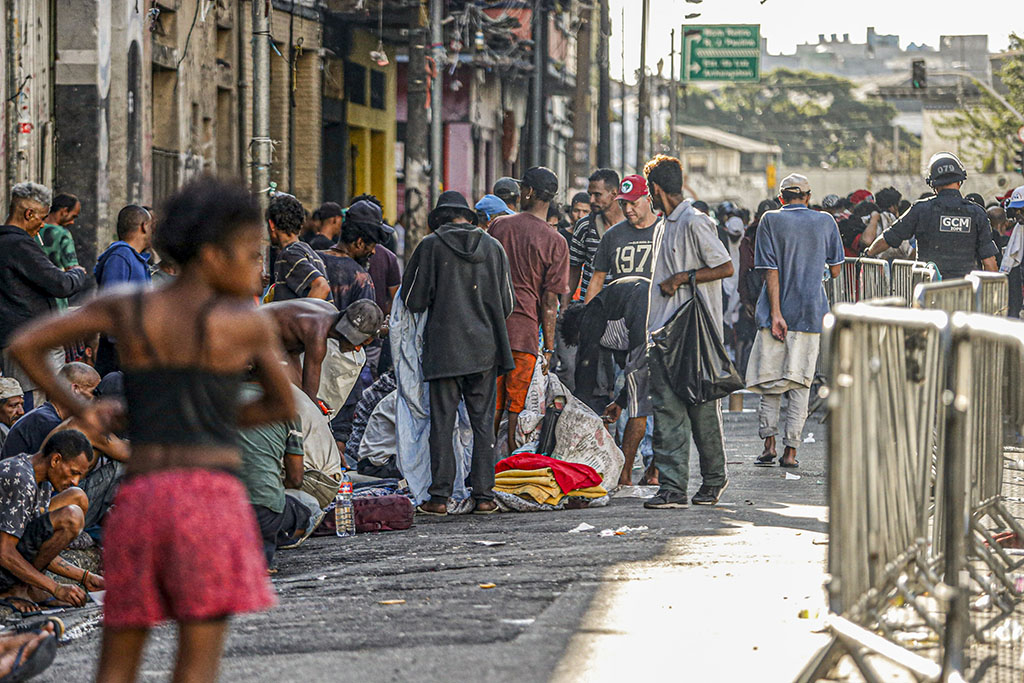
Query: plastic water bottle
334 482 355 537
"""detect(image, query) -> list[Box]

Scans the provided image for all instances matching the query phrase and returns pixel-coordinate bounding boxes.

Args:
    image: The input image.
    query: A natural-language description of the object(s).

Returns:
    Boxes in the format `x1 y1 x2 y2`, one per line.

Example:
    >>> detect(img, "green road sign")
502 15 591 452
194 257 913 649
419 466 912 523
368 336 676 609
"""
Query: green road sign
683 24 760 82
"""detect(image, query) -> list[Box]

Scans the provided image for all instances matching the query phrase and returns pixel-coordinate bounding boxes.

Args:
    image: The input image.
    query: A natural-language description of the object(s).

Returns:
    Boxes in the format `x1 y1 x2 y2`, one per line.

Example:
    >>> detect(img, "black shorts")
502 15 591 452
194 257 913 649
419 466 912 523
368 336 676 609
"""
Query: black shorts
0 514 55 592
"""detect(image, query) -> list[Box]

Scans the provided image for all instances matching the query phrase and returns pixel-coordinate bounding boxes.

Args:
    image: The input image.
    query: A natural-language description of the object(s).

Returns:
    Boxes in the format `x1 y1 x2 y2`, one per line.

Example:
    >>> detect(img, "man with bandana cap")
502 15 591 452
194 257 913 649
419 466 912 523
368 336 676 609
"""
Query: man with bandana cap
0 378 24 450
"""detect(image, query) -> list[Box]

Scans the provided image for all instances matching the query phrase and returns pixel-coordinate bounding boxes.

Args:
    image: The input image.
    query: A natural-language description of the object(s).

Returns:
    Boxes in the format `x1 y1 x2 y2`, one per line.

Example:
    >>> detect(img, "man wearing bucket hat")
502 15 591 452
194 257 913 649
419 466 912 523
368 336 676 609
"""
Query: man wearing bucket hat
865 151 999 279
402 191 515 516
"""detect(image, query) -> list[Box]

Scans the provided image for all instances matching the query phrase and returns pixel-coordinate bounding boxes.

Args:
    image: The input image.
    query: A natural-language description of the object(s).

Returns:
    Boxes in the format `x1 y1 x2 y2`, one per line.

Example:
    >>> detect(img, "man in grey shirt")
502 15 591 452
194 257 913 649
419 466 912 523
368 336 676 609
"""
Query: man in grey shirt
643 155 734 509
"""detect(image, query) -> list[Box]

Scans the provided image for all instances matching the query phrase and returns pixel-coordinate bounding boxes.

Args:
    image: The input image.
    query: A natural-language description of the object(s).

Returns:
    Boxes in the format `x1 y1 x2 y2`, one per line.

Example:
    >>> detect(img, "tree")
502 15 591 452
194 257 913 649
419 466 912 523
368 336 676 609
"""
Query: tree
937 33 1024 172
681 68 916 169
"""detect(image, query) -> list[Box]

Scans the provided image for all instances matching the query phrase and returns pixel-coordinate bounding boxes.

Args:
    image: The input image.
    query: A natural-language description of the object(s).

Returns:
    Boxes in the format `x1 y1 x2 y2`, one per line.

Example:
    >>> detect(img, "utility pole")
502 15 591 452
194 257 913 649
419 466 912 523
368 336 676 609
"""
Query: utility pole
619 7 625 173
596 0 611 168
635 0 649 171
405 1 430 258
251 0 272 212
531 0 544 167
570 0 593 186
429 0 444 206
669 28 678 154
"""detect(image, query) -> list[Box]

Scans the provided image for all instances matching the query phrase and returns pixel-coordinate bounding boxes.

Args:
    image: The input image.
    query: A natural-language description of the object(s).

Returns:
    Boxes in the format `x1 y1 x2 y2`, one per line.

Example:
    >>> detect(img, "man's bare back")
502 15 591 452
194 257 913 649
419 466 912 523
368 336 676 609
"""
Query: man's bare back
261 299 343 401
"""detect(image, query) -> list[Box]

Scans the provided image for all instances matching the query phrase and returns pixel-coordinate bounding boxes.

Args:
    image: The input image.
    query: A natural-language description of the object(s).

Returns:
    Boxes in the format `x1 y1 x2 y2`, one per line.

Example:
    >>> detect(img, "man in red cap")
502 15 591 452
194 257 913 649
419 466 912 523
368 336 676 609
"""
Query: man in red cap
584 174 660 303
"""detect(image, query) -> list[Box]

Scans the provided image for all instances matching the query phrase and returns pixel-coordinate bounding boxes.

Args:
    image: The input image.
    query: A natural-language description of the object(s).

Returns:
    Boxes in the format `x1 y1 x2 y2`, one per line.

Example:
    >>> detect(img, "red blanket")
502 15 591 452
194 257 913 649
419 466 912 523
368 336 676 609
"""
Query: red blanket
495 453 602 493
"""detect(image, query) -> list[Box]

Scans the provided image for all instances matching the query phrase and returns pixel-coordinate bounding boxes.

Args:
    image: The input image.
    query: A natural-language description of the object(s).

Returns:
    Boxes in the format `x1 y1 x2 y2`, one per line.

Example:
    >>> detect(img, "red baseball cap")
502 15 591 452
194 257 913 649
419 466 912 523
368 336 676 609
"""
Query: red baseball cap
616 174 649 202
849 189 874 205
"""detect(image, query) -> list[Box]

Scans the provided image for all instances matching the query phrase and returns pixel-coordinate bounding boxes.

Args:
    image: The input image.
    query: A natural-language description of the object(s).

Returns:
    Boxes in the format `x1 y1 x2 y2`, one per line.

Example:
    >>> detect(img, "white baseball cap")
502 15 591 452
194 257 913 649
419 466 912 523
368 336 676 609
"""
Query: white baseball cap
1008 184 1024 209
779 173 811 194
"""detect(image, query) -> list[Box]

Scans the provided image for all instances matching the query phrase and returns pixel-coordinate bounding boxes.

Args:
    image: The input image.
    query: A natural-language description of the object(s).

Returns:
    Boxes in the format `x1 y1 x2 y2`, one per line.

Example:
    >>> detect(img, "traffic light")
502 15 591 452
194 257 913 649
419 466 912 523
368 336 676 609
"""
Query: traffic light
1015 146 1024 176
911 60 927 90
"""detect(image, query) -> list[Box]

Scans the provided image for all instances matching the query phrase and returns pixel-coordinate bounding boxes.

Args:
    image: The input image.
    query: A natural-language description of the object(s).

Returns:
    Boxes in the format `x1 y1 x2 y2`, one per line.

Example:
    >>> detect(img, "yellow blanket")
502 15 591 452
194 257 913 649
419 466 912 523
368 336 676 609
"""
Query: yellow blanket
494 468 608 506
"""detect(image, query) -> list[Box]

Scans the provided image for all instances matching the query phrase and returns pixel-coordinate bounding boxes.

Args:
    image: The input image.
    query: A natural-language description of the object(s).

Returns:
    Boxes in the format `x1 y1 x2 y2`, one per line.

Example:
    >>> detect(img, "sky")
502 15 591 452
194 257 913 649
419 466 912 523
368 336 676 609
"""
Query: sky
608 0 1015 84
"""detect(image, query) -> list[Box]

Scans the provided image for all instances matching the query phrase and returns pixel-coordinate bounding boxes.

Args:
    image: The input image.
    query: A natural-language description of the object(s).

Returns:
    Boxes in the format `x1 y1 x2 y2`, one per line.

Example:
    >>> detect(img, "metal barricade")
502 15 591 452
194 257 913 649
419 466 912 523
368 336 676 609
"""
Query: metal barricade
827 257 891 306
915 278 975 313
799 307 1024 682
859 257 890 301
939 313 1024 680
797 304 951 683
967 271 1009 317
890 259 918 304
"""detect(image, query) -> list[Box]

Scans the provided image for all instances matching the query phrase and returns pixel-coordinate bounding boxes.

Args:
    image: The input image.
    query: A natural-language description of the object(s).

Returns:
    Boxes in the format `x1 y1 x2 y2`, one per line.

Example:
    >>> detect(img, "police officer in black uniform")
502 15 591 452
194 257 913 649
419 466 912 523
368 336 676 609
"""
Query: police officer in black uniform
865 152 999 279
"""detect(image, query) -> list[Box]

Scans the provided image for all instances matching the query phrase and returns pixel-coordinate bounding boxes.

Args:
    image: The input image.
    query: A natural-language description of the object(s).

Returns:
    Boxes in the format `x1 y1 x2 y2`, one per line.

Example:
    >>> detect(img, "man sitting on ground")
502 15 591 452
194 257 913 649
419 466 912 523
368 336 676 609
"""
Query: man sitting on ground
0 430 104 612
260 298 383 405
0 379 25 451
1 363 99 460
236 382 322 566
45 371 129 536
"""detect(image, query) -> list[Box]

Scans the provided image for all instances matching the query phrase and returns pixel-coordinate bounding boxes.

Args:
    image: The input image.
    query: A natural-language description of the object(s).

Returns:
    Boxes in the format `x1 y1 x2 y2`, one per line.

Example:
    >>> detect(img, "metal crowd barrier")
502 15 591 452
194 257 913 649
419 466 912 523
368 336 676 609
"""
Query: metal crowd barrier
967 271 1009 317
798 305 1024 682
939 313 1024 679
890 259 918 304
826 257 890 306
915 278 975 313
890 260 939 307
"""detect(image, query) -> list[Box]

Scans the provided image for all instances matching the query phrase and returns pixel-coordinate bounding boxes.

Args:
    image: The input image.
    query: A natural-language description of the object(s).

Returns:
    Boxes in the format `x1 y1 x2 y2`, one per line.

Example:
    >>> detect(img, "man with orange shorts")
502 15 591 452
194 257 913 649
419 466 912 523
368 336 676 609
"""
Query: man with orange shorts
489 167 570 452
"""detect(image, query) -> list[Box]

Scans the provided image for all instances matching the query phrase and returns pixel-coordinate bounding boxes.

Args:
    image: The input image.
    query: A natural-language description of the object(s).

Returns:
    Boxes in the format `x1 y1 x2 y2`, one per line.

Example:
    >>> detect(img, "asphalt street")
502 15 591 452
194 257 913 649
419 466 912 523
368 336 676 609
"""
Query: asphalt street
39 398 831 682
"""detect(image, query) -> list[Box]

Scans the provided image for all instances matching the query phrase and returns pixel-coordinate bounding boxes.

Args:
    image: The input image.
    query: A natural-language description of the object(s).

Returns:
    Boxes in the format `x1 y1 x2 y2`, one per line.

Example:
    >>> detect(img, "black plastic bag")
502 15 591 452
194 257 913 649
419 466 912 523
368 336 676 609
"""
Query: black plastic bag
650 284 743 404
536 395 566 456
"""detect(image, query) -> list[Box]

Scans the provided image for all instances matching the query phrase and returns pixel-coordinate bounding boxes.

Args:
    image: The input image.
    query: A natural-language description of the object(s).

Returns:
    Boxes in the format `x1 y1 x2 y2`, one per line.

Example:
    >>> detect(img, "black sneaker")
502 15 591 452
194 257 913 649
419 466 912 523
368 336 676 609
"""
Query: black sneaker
643 490 689 509
691 480 729 506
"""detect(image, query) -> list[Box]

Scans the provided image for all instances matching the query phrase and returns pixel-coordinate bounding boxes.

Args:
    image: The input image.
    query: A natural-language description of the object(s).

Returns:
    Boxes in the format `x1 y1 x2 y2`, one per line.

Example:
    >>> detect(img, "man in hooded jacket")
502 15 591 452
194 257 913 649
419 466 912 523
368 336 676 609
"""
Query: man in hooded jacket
400 191 515 516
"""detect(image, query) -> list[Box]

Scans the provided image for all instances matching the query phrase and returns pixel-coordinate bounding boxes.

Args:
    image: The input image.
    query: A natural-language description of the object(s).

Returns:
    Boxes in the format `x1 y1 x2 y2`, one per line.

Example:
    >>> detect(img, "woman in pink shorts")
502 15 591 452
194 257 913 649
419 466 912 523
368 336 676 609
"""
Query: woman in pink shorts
11 177 296 682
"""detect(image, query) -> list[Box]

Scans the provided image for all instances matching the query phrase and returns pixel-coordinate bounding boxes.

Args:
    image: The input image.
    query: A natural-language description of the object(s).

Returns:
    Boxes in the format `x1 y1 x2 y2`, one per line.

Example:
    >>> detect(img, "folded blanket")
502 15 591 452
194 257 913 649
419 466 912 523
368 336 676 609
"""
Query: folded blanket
495 453 603 493
494 467 608 505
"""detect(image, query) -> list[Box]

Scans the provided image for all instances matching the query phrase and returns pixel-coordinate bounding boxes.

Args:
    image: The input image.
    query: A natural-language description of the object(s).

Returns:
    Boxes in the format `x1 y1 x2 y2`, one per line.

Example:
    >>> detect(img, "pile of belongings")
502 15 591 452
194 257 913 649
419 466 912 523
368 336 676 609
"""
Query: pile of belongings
493 453 609 512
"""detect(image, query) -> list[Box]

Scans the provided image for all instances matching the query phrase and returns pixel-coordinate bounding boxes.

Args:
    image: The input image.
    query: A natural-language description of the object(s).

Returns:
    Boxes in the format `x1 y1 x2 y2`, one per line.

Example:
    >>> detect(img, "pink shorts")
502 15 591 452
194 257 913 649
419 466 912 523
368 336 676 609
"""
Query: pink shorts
102 469 276 629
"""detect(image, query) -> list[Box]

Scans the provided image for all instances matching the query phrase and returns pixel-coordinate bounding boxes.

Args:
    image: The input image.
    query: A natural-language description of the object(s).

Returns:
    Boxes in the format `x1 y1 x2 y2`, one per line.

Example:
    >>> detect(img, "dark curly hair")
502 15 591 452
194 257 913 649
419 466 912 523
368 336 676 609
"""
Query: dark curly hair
266 193 305 235
644 155 683 196
155 176 262 266
560 301 587 346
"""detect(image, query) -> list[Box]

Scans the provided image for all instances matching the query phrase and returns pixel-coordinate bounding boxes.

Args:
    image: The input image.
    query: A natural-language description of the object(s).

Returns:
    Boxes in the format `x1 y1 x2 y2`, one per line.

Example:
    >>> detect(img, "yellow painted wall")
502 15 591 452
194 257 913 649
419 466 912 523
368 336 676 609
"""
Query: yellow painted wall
345 29 397 222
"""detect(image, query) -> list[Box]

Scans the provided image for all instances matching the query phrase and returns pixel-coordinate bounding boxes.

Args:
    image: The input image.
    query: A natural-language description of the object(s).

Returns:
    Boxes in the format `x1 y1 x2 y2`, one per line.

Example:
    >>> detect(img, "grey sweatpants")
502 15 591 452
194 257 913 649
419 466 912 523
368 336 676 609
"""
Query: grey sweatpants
757 387 811 449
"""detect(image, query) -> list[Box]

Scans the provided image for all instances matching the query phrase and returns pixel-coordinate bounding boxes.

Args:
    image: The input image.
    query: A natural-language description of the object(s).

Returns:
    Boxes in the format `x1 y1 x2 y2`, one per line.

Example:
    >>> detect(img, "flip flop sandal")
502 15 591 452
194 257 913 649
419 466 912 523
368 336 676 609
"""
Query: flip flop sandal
780 459 800 468
0 600 41 619
471 502 499 515
415 504 447 517
13 617 65 641
754 453 777 467
0 631 57 682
